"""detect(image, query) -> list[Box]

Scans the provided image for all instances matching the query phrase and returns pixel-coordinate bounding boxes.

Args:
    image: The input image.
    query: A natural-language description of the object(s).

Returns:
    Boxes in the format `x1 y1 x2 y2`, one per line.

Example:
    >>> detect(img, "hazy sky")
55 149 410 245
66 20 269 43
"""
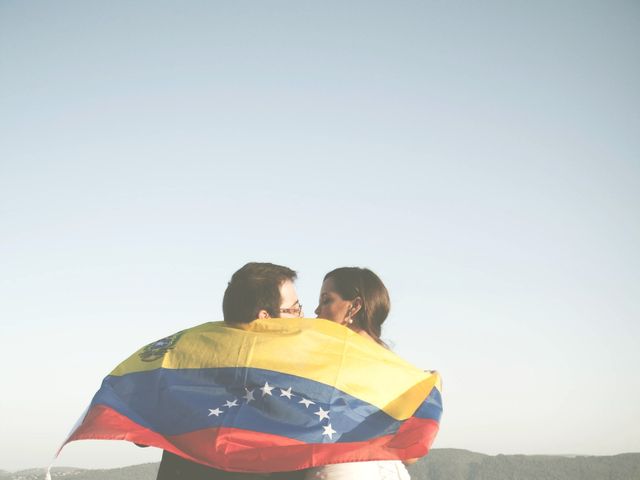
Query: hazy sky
1 0 639 472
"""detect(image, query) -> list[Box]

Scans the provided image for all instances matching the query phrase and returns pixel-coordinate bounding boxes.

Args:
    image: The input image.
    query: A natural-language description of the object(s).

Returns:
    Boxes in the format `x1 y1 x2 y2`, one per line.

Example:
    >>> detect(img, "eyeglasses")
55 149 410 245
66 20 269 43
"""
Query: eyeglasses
279 303 303 317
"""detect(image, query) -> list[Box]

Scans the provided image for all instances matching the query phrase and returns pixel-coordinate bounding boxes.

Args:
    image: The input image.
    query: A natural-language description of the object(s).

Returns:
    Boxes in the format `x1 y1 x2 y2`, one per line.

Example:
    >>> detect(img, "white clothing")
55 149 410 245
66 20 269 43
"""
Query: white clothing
303 461 410 480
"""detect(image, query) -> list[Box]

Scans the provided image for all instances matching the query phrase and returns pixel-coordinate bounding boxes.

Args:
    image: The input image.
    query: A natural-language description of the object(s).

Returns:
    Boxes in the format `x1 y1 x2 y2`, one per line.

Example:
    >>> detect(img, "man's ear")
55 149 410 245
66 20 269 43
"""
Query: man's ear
257 309 271 319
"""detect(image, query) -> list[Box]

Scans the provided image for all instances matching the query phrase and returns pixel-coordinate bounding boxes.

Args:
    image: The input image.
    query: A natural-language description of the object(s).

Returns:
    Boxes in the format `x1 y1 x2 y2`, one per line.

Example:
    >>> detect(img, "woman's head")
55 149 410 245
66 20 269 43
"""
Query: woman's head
315 267 390 345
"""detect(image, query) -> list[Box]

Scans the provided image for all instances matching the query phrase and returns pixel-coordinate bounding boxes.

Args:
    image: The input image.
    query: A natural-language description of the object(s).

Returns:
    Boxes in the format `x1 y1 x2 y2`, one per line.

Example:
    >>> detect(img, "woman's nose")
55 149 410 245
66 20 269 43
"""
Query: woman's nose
314 305 320 316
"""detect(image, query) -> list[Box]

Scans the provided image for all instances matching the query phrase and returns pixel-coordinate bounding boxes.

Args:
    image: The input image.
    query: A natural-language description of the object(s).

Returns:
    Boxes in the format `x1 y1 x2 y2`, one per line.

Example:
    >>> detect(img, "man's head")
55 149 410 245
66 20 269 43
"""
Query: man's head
222 262 301 323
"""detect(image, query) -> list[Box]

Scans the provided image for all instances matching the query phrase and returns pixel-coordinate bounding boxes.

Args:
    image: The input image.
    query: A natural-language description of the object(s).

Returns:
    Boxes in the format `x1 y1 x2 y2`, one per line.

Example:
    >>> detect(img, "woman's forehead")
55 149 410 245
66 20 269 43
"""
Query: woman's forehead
320 277 337 293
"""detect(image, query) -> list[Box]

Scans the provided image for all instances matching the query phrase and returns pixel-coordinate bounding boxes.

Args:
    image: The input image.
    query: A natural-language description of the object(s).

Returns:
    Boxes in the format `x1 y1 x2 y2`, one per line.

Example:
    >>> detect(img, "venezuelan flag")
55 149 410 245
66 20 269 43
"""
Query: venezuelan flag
59 318 442 472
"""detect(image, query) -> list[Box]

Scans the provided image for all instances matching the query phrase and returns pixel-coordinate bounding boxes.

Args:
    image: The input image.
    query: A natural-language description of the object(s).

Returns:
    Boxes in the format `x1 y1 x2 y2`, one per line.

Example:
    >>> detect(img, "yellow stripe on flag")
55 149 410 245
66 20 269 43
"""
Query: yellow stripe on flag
109 318 439 420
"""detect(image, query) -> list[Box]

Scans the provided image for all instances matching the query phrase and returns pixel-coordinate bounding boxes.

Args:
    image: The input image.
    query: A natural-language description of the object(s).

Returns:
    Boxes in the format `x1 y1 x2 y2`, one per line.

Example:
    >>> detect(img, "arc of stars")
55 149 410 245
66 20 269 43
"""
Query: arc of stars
206 379 340 442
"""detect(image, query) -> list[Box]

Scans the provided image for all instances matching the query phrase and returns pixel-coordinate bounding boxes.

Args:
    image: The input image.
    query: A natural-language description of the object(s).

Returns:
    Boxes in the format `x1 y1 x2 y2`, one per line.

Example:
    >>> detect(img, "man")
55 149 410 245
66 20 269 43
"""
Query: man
222 262 302 324
156 262 304 480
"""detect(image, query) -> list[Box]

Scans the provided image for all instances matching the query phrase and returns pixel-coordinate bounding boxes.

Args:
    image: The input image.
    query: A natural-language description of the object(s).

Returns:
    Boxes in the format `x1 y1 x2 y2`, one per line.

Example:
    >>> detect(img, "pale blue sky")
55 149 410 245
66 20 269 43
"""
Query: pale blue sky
1 0 639 471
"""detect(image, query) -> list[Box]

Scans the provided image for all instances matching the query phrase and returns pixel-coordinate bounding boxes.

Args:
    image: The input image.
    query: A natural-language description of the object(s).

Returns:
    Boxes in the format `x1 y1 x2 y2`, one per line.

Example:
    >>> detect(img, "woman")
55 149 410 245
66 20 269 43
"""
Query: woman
304 267 414 480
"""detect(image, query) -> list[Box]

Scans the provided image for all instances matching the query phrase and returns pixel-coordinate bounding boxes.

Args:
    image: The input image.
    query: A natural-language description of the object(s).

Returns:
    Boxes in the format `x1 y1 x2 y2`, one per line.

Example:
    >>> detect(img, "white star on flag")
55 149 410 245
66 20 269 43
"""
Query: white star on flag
208 408 222 417
260 381 275 396
280 387 294 399
243 388 255 403
224 399 239 408
314 407 330 421
299 397 315 408
322 423 337 440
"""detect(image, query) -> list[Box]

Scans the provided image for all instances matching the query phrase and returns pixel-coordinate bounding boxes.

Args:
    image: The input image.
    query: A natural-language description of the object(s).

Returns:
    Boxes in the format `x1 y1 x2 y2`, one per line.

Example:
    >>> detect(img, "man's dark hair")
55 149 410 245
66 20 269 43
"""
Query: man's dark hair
222 262 297 323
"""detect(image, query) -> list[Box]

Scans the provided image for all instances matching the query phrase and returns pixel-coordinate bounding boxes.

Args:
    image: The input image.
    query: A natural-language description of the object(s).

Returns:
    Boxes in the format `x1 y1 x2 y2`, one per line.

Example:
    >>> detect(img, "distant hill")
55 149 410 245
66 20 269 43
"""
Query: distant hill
406 449 640 480
4 450 640 480
0 464 159 480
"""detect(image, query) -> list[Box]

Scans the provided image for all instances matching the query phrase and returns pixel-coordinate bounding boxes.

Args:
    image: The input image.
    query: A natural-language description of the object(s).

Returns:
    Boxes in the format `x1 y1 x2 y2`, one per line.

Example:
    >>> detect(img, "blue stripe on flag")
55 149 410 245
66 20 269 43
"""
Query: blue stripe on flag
90 367 440 443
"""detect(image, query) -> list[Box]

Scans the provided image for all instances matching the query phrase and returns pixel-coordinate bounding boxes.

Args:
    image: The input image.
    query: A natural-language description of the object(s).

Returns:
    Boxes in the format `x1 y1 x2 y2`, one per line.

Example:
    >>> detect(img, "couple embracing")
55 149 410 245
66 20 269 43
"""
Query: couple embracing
58 262 442 480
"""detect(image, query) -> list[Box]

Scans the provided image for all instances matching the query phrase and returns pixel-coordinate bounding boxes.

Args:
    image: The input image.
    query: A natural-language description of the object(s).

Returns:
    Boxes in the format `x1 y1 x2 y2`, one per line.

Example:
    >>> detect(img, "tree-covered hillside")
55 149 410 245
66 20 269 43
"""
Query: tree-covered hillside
3 450 640 480
407 449 640 480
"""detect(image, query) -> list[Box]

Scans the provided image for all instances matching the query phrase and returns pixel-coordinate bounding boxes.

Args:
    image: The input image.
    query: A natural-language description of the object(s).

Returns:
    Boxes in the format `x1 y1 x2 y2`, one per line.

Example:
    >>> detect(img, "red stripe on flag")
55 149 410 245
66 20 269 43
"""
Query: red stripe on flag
66 404 439 472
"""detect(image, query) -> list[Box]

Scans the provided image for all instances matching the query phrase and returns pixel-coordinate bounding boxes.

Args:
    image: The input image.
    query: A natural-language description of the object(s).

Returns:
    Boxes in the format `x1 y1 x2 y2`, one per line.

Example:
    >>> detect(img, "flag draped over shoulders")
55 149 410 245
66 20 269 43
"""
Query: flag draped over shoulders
60 318 442 472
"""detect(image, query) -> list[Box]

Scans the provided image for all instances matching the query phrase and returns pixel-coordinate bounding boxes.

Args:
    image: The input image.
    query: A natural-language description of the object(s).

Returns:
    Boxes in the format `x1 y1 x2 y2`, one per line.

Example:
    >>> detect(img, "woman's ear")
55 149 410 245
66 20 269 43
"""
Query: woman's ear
257 309 271 319
350 297 363 317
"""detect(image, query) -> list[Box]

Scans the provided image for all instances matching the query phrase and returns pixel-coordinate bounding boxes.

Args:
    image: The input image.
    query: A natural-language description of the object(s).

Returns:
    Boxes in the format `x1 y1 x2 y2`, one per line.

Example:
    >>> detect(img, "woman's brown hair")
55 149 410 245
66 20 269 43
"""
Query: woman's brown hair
323 267 390 346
